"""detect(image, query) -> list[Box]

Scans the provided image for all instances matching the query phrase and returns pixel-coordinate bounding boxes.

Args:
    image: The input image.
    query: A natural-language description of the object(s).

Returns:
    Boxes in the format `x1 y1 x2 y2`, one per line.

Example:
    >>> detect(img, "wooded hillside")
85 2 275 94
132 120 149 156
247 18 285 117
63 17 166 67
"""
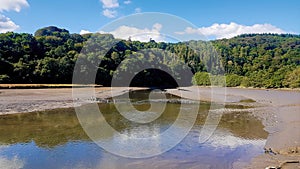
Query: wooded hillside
0 26 299 88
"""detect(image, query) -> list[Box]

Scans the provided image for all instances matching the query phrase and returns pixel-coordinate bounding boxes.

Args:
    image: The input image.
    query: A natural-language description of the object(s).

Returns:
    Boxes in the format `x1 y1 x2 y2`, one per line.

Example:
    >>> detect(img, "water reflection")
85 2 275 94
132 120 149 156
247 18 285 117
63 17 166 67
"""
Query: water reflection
0 91 268 169
0 155 24 169
0 108 89 147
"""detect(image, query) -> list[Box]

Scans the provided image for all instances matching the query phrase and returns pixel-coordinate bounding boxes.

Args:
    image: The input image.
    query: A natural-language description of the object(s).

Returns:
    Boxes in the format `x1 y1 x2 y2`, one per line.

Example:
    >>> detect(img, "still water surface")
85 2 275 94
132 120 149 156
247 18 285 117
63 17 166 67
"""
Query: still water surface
0 91 268 169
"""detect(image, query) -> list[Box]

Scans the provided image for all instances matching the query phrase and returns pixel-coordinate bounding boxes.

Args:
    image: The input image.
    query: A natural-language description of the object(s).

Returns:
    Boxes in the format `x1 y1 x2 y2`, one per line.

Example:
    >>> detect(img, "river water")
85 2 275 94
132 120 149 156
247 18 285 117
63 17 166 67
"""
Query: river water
0 90 268 169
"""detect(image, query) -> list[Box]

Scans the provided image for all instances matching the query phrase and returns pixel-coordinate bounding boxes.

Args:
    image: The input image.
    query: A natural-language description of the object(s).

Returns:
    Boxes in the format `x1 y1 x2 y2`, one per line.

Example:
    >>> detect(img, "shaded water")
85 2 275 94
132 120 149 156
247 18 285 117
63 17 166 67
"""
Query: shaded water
0 91 268 169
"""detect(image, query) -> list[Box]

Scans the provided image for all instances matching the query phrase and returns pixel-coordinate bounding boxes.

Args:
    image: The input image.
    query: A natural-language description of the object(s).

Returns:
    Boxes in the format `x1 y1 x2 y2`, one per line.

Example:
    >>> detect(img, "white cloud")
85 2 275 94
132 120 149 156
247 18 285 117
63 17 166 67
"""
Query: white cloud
100 23 165 42
0 0 28 32
102 9 118 18
79 30 92 35
100 0 119 18
100 0 119 8
176 22 287 39
134 7 141 13
0 14 19 33
124 0 131 5
0 0 29 12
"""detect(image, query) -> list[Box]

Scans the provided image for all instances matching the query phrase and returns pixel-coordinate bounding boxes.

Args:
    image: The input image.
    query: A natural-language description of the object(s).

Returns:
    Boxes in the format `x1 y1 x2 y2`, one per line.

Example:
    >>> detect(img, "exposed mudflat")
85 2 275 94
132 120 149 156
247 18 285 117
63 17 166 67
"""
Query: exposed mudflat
166 86 300 169
0 87 147 115
0 86 299 168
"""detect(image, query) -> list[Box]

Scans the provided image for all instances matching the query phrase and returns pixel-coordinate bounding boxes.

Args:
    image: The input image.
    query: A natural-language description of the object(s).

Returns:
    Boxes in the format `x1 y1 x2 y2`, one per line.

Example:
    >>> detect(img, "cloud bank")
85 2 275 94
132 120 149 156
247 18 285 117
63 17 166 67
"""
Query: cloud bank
83 22 290 42
100 23 165 42
79 30 92 35
176 22 288 39
0 0 29 33
0 0 29 12
0 14 20 33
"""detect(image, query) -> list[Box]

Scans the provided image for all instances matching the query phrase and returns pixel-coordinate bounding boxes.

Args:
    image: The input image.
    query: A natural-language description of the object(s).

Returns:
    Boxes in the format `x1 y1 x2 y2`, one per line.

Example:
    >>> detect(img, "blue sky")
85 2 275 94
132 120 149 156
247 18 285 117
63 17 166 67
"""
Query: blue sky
0 0 299 40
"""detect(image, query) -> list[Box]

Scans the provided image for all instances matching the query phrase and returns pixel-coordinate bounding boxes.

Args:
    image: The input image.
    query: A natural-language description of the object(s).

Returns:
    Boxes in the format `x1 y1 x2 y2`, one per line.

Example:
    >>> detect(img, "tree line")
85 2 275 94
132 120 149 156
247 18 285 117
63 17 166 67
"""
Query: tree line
0 26 299 88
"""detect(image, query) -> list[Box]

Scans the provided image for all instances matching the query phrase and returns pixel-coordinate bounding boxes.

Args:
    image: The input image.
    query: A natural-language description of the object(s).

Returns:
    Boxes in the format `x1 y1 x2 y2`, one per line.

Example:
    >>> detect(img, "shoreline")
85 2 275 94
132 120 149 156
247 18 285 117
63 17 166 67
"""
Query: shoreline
1 83 299 91
166 86 300 168
0 86 299 168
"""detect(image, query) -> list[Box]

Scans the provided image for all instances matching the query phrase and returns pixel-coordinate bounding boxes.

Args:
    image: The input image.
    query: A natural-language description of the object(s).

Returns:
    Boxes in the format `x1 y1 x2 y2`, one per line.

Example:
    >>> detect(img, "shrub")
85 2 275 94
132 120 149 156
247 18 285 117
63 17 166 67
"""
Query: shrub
192 72 211 86
226 74 243 87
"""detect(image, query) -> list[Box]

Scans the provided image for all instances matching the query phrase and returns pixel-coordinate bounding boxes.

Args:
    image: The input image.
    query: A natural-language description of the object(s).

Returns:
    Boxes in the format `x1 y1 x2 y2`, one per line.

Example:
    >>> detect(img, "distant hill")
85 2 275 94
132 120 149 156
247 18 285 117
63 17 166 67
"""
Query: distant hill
0 26 299 88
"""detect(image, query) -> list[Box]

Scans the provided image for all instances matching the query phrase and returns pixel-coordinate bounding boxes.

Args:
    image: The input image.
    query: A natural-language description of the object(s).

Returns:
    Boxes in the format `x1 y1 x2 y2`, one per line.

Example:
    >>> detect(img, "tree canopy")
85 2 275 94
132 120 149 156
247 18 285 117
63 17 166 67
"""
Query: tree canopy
0 26 299 88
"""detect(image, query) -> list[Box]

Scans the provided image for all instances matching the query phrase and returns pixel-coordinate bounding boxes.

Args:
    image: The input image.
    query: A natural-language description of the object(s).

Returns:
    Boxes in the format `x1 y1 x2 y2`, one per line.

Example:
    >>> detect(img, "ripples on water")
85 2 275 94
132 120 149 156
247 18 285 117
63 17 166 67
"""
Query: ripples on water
0 90 268 169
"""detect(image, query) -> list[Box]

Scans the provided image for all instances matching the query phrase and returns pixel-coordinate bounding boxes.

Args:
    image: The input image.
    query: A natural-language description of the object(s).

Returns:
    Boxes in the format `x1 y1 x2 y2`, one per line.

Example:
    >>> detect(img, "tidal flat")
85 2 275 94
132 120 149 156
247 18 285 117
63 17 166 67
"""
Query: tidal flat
0 87 299 168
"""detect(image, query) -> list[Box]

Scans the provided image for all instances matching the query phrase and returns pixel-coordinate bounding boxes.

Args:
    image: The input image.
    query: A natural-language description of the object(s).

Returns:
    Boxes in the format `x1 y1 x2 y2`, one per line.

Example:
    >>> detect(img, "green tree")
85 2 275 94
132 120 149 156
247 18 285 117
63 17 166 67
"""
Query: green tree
283 67 300 88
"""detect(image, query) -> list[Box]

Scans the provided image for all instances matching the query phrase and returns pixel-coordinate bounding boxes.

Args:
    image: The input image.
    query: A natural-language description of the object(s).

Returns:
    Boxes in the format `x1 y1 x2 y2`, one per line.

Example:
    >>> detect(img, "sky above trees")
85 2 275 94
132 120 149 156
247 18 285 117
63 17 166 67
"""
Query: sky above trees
0 0 299 40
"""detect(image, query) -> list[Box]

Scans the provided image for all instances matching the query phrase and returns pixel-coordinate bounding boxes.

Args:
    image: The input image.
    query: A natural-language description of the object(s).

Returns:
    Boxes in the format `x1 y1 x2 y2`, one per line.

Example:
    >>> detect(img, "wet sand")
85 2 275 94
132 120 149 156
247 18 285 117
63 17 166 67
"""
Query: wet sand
167 86 300 169
0 86 299 168
0 87 146 115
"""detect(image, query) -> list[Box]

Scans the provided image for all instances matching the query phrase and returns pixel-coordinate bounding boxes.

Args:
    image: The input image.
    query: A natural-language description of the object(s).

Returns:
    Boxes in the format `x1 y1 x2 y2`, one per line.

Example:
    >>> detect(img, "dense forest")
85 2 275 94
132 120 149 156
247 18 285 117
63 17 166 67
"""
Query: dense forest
0 26 299 88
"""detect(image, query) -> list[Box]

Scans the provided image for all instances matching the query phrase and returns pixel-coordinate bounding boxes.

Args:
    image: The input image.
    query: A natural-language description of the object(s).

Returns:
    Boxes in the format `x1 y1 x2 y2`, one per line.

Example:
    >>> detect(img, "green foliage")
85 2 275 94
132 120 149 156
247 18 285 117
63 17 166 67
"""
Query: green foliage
34 26 69 37
0 74 10 83
192 72 211 86
0 26 299 88
283 67 300 88
210 75 226 86
241 77 251 87
226 74 243 87
192 72 225 86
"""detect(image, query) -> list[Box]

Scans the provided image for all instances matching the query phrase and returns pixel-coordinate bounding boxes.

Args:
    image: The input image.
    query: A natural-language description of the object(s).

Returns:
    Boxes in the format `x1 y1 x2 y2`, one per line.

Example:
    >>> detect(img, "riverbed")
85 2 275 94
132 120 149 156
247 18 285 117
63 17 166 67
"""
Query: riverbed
0 87 299 168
